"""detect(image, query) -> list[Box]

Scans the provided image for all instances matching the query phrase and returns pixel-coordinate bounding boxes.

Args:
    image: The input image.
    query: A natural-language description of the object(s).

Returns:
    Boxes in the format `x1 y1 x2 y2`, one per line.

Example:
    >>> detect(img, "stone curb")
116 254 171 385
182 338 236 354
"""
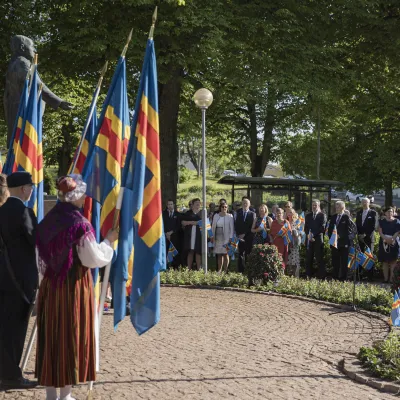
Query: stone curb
160 284 391 326
339 357 400 395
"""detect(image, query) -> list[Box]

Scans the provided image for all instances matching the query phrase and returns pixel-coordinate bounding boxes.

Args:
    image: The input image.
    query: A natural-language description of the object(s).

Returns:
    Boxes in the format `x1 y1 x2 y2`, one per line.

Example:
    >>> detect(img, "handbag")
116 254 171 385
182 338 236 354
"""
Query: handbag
0 232 33 305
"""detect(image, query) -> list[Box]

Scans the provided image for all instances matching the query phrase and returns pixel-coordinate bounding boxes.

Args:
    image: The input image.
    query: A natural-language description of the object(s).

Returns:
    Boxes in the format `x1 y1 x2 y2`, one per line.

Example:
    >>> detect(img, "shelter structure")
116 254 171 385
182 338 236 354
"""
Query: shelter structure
217 176 345 215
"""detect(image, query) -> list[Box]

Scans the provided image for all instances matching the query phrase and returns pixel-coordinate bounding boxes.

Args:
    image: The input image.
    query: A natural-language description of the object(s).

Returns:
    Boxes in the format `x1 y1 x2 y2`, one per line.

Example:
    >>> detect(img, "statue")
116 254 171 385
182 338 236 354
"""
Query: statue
3 35 74 146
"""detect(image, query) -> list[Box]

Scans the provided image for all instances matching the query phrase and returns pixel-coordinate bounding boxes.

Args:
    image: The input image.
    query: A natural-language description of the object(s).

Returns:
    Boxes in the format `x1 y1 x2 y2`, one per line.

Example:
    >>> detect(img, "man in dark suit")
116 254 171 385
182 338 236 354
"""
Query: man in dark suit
305 200 327 279
356 198 377 280
356 198 377 253
327 201 356 281
0 172 38 389
235 198 256 273
162 199 181 268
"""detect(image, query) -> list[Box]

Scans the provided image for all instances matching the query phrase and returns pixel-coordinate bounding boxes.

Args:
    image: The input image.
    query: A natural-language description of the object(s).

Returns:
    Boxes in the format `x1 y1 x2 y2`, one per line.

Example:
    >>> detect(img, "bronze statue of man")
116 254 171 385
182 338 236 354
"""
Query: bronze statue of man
3 35 74 146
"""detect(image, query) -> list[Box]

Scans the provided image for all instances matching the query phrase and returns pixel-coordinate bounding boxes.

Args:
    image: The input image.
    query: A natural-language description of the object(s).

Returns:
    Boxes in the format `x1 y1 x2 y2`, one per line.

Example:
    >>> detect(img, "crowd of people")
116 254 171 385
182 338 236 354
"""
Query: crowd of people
163 196 400 284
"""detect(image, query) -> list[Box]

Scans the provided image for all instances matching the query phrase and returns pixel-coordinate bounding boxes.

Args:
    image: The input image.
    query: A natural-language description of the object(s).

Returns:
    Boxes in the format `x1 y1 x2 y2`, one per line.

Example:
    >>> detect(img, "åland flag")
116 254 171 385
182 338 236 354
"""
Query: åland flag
116 36 166 334
13 66 44 222
278 221 292 246
259 216 268 239
85 56 130 239
198 218 213 238
359 246 375 271
329 224 338 248
167 242 178 263
3 78 29 174
391 290 400 327
347 247 357 270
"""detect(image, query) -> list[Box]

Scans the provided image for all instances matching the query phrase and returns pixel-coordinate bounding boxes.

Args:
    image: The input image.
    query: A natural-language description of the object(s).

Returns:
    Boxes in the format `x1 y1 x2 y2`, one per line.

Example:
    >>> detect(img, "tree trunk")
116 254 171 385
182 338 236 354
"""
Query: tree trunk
247 101 261 177
159 68 183 204
260 86 276 176
186 142 200 176
384 178 393 207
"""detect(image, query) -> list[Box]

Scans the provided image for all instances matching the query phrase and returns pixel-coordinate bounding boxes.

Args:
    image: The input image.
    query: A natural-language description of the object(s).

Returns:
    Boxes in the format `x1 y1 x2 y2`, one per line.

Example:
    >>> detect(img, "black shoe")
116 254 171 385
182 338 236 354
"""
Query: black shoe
0 377 38 389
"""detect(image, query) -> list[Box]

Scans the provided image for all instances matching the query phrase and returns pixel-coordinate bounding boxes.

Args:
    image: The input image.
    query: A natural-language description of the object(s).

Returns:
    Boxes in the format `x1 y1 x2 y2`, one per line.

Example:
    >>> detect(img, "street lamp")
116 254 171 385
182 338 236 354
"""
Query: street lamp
193 88 213 273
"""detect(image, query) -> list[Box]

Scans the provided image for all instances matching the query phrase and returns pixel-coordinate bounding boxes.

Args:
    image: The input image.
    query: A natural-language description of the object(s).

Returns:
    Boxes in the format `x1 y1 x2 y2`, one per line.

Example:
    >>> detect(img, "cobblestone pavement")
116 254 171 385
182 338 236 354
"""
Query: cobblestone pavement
1 287 395 400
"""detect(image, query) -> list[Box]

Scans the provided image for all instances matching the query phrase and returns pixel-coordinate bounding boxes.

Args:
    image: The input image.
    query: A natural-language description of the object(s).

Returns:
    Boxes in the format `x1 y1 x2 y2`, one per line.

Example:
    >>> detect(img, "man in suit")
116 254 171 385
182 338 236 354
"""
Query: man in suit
327 201 356 281
356 198 378 253
269 204 278 220
305 200 327 279
0 172 38 389
235 198 256 273
162 199 181 268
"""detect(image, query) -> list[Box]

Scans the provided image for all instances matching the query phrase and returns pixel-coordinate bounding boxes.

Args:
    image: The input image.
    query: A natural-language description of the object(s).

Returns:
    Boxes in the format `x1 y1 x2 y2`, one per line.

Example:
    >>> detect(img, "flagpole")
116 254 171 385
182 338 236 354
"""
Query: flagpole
87 26 136 400
70 61 108 174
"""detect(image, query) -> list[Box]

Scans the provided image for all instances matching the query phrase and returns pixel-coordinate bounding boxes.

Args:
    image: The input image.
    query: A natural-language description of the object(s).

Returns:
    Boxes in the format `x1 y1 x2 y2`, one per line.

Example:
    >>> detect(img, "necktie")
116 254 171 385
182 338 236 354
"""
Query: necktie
362 210 368 225
170 212 173 218
244 211 247 221
313 213 316 220
336 214 341 225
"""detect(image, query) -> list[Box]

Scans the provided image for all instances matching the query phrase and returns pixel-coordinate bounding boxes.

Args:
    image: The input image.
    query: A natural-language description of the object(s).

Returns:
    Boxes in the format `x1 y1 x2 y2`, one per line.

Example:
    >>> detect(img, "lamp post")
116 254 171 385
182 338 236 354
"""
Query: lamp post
193 88 213 273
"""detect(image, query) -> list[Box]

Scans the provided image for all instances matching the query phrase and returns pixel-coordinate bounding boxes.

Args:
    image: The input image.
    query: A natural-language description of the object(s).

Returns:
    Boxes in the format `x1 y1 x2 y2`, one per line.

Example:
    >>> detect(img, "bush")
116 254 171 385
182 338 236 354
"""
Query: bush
358 332 400 381
245 244 284 285
159 270 393 315
178 166 192 183
187 184 202 194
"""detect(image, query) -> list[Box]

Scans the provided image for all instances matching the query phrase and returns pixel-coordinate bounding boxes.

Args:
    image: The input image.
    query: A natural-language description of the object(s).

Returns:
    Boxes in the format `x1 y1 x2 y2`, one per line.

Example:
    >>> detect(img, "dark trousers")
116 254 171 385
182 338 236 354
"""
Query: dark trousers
331 246 349 281
306 236 325 278
0 291 31 380
237 236 253 273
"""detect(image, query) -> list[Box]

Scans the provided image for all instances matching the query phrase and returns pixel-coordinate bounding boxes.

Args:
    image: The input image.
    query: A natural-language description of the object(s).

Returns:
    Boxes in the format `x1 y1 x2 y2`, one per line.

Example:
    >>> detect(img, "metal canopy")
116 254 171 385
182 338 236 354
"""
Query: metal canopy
217 176 345 215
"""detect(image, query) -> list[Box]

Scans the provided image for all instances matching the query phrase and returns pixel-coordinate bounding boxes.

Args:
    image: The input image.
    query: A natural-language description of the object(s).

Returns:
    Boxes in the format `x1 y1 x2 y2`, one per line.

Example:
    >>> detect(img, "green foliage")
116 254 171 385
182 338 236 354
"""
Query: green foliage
358 332 400 381
178 166 192 183
392 265 400 292
245 244 284 285
43 167 57 195
160 270 392 315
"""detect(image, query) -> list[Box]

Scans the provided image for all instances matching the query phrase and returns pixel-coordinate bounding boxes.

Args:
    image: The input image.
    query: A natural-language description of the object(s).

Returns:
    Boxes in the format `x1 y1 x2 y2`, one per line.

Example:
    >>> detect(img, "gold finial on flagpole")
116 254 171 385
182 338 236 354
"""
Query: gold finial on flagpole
149 6 158 39
121 29 133 58
33 53 38 65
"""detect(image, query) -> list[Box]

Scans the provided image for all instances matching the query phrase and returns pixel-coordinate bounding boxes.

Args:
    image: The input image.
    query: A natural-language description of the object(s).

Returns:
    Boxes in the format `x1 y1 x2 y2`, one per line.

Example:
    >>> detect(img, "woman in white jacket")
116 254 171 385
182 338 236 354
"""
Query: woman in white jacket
211 202 235 273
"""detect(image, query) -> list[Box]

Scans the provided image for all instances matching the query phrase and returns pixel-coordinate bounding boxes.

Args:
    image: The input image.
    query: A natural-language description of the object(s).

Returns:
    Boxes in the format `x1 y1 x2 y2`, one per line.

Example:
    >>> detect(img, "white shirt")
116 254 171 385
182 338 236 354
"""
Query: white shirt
361 209 369 225
76 236 114 268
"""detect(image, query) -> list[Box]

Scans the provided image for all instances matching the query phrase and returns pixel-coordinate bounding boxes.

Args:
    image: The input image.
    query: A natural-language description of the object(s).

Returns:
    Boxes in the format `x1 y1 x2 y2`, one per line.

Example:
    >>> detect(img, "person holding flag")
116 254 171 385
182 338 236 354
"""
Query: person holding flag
304 199 327 279
251 204 272 245
378 206 400 283
269 207 292 267
35 175 118 400
328 201 356 281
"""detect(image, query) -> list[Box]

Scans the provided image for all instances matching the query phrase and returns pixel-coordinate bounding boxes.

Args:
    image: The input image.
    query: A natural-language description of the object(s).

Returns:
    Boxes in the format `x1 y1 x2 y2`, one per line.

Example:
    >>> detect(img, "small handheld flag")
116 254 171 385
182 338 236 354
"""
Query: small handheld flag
329 225 338 248
277 222 292 246
198 218 213 238
307 231 313 249
391 290 400 327
347 247 357 270
167 242 178 263
259 217 268 239
223 236 239 260
360 246 375 271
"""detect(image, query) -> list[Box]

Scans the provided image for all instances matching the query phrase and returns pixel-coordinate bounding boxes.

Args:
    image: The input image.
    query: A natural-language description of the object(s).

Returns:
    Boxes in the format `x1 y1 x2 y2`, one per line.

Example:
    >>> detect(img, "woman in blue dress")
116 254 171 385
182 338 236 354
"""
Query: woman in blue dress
378 206 400 283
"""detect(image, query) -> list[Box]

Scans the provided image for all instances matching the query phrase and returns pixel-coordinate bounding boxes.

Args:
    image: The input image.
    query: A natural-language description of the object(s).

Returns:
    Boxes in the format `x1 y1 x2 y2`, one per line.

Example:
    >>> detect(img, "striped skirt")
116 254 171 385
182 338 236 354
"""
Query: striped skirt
35 262 96 387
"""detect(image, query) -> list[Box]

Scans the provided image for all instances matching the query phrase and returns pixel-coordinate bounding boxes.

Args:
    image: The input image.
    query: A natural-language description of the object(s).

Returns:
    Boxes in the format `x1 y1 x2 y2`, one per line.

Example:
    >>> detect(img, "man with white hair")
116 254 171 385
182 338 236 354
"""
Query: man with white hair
327 200 355 281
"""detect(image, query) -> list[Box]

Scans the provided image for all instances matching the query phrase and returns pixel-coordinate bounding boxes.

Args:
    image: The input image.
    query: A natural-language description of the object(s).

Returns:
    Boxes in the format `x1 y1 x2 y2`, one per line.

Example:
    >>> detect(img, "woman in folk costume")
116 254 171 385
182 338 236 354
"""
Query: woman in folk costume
35 174 118 400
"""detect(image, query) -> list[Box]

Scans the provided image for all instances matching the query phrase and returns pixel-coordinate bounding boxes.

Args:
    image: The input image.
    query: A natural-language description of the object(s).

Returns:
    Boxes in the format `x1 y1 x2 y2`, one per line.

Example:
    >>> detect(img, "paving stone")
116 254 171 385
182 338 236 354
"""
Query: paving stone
0 287 395 399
